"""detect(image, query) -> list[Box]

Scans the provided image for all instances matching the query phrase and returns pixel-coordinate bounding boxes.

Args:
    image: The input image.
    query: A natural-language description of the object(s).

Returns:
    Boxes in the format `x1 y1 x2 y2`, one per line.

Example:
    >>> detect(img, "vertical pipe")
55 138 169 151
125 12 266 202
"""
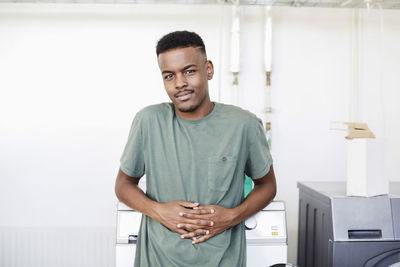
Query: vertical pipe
264 6 272 85
230 0 240 105
230 2 240 76
264 5 272 144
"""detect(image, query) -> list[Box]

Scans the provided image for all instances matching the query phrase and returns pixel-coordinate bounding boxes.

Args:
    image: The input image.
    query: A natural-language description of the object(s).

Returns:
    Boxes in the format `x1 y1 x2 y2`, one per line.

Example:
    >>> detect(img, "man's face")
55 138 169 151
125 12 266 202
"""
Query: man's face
158 46 214 114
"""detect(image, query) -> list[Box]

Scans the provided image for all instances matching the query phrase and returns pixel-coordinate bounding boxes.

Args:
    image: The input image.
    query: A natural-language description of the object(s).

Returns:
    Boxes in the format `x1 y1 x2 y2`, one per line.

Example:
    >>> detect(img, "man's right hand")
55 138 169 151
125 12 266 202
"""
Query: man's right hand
153 201 214 236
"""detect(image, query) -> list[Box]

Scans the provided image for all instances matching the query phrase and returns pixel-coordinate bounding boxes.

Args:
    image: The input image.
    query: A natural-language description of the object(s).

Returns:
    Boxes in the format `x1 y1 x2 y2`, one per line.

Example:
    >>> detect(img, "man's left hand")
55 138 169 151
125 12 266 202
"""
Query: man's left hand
177 205 237 244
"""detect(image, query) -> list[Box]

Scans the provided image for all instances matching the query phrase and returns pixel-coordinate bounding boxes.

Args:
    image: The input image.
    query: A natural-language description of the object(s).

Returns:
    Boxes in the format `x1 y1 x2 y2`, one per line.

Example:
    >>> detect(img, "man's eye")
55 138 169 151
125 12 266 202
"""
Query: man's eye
164 74 173 80
185 69 195 75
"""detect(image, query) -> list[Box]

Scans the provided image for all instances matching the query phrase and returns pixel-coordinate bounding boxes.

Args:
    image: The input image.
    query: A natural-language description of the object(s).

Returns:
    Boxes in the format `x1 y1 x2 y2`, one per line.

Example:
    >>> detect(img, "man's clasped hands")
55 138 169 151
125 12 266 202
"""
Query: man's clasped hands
153 201 238 244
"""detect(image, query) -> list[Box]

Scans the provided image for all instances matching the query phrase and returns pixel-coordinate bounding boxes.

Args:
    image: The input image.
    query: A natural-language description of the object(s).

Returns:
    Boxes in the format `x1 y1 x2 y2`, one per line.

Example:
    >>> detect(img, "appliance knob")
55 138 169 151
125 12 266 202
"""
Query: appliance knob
245 216 257 230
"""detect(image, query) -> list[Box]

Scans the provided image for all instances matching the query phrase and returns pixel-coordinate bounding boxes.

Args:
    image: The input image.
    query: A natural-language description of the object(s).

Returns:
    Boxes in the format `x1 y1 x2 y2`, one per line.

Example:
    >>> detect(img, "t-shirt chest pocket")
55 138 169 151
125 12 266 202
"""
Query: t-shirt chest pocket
207 155 238 191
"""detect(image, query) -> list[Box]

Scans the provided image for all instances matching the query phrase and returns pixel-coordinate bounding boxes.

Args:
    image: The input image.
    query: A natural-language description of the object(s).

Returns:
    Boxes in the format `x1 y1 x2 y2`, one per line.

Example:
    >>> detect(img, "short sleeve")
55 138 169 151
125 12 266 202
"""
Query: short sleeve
245 119 273 179
119 113 145 178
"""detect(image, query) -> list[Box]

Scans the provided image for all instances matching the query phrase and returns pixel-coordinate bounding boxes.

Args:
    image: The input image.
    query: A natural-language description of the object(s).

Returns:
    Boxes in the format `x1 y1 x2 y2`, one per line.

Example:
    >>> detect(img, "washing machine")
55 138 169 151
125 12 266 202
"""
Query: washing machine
116 201 288 267
297 181 400 267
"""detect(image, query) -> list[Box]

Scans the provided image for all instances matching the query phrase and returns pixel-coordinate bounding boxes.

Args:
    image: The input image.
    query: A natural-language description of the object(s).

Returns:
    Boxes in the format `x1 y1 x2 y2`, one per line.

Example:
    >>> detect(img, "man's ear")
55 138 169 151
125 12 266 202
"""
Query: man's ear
206 60 214 80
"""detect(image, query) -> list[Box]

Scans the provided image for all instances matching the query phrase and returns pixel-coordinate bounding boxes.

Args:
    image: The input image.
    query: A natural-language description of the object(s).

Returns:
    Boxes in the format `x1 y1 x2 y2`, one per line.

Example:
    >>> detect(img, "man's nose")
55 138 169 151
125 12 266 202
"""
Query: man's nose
175 73 188 89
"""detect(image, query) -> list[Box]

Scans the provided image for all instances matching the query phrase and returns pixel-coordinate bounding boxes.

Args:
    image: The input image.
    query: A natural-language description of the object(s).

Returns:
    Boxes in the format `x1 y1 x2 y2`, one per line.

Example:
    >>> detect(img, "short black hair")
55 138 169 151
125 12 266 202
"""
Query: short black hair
156 31 206 57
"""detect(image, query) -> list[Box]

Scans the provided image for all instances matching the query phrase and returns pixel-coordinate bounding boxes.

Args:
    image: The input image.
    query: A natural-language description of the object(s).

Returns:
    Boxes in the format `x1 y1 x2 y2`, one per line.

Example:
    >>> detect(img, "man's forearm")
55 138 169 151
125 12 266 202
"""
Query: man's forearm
115 170 160 220
232 182 275 225
231 167 277 225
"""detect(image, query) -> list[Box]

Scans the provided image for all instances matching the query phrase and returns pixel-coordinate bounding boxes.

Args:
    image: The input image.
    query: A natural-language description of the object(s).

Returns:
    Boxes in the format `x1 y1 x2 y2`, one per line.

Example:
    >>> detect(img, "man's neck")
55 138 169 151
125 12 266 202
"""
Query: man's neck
175 101 215 121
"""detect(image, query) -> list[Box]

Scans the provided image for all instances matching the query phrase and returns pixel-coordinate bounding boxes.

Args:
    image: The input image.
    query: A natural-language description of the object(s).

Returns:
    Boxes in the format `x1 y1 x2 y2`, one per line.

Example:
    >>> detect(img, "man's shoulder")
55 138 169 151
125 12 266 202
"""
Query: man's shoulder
217 103 261 126
136 103 173 120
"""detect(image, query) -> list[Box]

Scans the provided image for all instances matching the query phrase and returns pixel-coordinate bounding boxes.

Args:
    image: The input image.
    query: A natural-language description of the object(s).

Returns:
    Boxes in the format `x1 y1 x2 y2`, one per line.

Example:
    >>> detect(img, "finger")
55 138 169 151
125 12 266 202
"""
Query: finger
192 234 212 244
192 205 213 210
175 228 188 236
177 223 201 232
179 212 203 219
193 206 216 213
178 201 199 208
181 218 214 227
177 221 213 231
180 229 210 239
180 209 214 216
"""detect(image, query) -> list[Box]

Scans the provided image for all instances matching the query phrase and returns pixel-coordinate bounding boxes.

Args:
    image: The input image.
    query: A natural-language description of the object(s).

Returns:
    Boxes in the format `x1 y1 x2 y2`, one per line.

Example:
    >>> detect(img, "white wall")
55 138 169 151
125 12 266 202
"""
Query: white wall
1 3 400 266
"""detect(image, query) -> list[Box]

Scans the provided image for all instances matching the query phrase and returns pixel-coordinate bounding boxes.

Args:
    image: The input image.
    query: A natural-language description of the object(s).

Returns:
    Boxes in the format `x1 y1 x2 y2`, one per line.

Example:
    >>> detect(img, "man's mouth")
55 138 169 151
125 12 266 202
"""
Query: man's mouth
175 90 194 101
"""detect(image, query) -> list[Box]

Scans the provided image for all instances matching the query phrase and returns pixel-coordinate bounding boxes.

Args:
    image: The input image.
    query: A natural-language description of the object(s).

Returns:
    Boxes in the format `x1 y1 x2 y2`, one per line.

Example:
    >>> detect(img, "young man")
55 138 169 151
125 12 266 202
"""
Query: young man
115 31 276 267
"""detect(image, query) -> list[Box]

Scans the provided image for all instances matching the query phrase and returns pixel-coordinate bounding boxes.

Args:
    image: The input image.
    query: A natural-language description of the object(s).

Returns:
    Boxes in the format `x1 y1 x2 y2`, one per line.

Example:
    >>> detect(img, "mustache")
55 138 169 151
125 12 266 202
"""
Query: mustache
174 89 194 98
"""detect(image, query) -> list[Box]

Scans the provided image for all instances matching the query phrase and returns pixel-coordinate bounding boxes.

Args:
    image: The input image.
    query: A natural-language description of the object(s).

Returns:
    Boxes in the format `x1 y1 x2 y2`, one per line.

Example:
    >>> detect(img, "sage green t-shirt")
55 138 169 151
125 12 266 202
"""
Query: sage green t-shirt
120 102 273 267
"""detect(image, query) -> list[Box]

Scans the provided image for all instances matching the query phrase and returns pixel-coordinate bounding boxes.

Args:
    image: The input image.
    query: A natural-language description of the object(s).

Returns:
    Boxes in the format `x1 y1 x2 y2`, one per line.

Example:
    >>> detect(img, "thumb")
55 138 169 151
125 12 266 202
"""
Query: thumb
178 201 199 208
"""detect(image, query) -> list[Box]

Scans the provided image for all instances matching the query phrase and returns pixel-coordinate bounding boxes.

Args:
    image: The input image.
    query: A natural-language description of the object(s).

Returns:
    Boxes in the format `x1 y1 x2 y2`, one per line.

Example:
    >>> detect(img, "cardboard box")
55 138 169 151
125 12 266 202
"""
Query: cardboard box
346 138 388 197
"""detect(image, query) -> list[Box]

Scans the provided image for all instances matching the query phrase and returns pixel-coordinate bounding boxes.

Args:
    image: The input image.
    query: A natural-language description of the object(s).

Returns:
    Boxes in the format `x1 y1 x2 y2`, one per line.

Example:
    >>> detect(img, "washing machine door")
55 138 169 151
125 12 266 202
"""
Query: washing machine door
364 248 400 267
